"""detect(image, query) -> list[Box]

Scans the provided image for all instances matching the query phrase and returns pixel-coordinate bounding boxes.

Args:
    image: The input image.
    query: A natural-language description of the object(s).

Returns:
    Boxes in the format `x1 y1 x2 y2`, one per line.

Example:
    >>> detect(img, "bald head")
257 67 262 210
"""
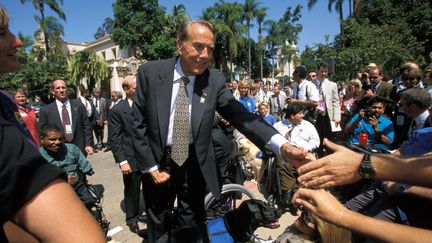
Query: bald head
52 79 68 102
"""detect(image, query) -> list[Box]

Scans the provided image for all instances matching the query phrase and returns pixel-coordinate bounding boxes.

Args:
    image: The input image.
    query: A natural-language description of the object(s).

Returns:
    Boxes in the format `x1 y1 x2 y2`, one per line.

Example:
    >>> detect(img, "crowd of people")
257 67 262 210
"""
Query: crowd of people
1 2 432 242
224 60 432 241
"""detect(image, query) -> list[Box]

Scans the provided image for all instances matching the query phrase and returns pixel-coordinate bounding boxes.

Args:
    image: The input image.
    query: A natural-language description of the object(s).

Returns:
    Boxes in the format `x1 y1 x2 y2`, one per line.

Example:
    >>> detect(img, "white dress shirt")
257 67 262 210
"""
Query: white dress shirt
273 119 320 152
79 96 92 117
55 99 72 124
291 80 319 101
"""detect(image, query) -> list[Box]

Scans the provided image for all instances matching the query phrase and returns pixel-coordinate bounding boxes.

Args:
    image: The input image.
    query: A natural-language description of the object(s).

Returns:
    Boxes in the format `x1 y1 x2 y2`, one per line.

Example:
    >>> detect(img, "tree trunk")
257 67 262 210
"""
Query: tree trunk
247 20 252 79
39 1 50 60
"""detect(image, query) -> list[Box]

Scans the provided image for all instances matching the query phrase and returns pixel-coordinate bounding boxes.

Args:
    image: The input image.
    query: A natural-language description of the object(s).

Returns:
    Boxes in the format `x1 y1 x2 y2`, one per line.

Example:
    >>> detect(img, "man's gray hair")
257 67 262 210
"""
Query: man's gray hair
114 91 123 99
177 20 215 44
400 88 431 109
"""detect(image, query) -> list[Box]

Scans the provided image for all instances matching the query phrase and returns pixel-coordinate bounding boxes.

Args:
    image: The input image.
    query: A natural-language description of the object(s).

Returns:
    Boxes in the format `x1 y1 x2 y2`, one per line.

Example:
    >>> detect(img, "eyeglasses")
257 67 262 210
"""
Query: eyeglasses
369 76 379 80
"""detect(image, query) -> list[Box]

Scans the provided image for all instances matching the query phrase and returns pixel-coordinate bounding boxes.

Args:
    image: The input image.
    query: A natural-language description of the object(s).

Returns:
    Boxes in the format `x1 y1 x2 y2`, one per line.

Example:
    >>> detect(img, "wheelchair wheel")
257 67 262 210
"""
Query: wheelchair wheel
205 183 256 219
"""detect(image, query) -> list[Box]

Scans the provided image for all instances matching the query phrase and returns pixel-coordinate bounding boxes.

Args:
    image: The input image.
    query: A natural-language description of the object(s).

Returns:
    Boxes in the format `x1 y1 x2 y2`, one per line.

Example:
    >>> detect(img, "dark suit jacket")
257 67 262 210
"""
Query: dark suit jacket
132 58 278 197
376 81 397 100
92 97 108 121
38 99 93 155
108 99 139 172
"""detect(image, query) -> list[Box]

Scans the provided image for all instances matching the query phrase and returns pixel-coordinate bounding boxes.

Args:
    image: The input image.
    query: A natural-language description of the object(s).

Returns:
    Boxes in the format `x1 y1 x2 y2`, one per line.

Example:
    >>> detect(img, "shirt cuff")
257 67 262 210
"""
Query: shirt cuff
267 133 289 164
142 165 158 174
119 160 128 166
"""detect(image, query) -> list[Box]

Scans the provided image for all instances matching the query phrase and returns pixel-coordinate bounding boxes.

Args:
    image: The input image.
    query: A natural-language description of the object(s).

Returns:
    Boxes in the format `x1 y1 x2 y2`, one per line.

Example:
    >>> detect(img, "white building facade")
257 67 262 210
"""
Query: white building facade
62 35 145 96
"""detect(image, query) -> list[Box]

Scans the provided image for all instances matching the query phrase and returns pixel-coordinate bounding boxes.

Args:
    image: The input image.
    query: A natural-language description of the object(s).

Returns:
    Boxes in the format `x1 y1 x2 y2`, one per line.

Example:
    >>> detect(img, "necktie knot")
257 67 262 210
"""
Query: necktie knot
182 76 190 85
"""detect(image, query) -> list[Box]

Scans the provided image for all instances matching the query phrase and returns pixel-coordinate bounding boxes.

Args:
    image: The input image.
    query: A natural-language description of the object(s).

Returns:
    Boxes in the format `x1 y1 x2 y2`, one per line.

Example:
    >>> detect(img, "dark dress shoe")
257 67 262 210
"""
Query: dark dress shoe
103 148 111 152
137 214 147 223
127 222 139 233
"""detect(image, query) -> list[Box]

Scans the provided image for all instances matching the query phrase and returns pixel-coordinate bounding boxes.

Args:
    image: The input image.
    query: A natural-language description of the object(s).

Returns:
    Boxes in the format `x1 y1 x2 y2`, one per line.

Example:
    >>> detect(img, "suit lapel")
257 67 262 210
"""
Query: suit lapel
70 100 79 134
191 70 210 141
51 102 63 129
156 59 175 147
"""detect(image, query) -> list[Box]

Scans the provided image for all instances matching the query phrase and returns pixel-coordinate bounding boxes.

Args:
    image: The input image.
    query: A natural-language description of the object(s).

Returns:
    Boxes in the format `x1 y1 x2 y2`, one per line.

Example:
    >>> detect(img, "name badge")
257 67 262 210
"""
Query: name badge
65 124 73 134
20 112 28 117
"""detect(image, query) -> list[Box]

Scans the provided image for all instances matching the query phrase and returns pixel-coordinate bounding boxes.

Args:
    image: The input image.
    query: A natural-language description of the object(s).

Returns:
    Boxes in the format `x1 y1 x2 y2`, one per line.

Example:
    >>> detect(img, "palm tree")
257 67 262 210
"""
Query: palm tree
70 50 109 93
307 0 344 35
256 7 268 79
264 19 282 81
243 0 261 79
20 0 66 59
203 2 245 79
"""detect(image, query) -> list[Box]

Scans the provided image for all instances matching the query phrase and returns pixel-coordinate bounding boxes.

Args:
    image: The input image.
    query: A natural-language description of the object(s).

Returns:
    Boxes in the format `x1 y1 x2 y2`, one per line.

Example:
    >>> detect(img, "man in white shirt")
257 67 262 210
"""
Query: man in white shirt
273 103 319 211
288 66 319 124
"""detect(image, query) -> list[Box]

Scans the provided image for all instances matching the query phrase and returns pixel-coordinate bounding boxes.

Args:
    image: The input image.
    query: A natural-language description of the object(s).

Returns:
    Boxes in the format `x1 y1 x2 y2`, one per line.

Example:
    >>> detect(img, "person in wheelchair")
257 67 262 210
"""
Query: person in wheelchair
273 103 320 210
39 124 95 208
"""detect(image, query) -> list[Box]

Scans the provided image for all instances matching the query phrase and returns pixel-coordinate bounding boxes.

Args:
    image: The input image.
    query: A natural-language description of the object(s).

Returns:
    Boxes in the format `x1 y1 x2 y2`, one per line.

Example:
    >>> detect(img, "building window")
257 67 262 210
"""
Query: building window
112 48 117 59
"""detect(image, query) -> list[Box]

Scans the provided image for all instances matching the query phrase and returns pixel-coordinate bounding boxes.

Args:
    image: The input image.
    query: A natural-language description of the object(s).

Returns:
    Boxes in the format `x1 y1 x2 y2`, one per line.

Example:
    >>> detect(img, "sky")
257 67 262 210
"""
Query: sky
3 0 347 53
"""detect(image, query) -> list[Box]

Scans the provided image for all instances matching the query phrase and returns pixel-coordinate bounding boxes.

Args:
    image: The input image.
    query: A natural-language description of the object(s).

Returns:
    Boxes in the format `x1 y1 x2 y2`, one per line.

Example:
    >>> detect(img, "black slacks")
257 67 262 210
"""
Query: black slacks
315 113 333 157
123 170 143 224
93 123 104 146
142 147 208 243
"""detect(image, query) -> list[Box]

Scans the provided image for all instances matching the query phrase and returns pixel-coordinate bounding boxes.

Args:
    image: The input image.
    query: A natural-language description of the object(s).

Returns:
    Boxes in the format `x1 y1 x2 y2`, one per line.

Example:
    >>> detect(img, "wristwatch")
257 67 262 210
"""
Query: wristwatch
358 153 376 179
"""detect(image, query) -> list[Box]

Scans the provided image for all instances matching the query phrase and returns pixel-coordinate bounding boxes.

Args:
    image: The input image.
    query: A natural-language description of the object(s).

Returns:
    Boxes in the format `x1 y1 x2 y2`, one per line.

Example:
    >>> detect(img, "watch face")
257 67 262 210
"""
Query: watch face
359 162 375 179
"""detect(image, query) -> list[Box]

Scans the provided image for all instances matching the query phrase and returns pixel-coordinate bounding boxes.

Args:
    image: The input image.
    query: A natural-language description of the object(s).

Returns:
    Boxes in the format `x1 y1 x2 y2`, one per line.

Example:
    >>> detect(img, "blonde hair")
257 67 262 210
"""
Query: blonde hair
314 216 351 243
349 78 362 90
238 80 249 88
258 101 269 109
0 4 9 27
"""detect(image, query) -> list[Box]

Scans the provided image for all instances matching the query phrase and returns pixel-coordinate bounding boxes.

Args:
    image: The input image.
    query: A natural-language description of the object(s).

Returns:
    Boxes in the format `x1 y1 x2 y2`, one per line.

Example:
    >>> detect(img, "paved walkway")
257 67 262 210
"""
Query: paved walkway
87 148 307 242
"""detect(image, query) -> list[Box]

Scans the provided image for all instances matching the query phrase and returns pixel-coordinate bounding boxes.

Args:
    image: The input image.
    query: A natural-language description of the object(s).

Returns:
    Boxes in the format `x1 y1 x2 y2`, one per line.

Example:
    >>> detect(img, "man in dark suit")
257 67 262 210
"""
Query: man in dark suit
269 84 287 121
109 76 145 234
39 79 93 156
132 20 308 242
362 66 397 117
92 87 108 150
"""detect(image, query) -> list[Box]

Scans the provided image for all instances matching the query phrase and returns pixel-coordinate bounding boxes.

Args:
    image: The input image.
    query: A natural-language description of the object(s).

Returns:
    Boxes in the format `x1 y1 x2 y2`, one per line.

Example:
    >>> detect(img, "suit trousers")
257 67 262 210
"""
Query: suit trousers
93 123 104 146
315 113 333 157
123 170 144 224
275 158 299 192
142 146 208 243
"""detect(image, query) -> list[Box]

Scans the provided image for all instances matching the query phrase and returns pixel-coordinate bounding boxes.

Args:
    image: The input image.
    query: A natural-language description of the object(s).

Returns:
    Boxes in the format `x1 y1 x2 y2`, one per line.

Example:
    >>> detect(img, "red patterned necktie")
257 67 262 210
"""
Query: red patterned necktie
62 104 73 142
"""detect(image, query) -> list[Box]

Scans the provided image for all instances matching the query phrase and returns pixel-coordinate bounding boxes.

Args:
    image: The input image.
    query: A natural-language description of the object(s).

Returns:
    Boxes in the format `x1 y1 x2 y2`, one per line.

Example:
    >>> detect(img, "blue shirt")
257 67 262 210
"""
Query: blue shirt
239 96 256 113
262 114 276 125
348 114 394 150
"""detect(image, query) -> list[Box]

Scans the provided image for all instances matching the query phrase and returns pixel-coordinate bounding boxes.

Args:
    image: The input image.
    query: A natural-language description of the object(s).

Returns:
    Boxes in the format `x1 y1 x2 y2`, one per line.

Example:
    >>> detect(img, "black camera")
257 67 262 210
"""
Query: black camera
364 110 375 118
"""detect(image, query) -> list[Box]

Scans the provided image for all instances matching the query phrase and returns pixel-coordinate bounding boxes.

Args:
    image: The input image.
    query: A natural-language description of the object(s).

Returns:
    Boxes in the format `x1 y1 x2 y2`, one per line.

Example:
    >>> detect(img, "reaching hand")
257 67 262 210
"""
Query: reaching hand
280 143 310 168
292 188 347 226
150 169 170 184
297 139 363 188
